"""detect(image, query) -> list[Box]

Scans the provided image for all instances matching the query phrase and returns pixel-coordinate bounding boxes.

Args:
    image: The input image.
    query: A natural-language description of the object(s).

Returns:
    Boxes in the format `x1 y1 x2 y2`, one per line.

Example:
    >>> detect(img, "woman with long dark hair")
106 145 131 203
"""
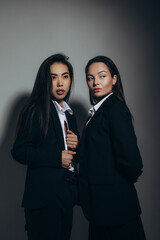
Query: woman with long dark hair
11 53 79 240
79 56 146 240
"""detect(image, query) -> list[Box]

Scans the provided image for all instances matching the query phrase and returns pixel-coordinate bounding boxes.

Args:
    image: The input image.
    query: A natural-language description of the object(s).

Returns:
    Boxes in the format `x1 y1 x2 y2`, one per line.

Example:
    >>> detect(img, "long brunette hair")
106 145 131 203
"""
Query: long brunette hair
16 53 74 138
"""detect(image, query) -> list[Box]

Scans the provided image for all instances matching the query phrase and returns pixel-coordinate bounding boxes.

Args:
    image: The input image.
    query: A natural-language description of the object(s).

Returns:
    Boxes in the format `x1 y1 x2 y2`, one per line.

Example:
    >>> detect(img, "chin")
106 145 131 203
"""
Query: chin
93 93 103 98
57 97 64 101
58 94 67 101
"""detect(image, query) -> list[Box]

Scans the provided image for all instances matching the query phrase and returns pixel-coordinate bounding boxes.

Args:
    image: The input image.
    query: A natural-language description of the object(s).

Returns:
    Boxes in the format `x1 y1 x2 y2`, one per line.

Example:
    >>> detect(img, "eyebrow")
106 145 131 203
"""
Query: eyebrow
87 70 107 76
97 70 107 74
51 72 69 76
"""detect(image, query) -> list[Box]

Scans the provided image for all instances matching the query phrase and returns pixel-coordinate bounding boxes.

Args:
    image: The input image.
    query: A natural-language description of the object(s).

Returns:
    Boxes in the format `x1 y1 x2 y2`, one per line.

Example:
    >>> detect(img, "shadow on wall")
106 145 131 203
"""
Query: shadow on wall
0 94 89 240
0 93 29 240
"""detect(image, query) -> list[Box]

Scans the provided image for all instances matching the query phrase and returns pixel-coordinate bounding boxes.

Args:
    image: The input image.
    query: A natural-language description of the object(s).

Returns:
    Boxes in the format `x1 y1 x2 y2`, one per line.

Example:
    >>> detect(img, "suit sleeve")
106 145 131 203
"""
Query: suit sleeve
109 101 143 182
11 110 62 168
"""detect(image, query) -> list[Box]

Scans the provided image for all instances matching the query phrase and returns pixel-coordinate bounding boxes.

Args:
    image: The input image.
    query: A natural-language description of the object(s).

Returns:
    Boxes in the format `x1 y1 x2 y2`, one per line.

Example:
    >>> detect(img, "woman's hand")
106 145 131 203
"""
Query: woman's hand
62 150 76 169
66 130 78 150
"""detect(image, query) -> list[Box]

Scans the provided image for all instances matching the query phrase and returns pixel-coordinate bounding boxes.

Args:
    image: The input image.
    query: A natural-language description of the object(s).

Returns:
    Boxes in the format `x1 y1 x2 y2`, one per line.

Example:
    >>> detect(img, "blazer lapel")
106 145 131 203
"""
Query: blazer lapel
50 101 65 150
86 93 114 129
65 111 74 131
85 105 103 130
65 111 77 171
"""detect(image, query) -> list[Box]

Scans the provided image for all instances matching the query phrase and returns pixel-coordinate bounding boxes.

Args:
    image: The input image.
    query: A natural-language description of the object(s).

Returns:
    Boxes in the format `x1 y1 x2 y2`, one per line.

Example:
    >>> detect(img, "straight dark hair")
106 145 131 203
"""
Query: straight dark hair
85 56 126 105
16 53 74 138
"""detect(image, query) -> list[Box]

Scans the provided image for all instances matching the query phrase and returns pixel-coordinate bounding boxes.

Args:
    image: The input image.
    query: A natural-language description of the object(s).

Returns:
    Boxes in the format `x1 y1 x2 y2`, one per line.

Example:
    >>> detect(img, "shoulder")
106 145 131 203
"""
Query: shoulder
102 94 127 111
109 97 133 127
102 94 131 120
103 94 123 108
101 94 119 110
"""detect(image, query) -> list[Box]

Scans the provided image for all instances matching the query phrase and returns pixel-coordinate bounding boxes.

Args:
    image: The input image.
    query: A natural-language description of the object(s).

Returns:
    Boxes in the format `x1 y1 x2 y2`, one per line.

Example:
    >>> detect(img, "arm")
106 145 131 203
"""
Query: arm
109 101 143 182
11 109 62 168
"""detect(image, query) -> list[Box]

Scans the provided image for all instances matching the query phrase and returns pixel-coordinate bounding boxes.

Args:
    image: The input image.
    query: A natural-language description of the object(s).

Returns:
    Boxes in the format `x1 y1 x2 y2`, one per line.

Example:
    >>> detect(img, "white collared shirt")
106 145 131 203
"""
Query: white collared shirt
86 92 113 125
52 100 74 171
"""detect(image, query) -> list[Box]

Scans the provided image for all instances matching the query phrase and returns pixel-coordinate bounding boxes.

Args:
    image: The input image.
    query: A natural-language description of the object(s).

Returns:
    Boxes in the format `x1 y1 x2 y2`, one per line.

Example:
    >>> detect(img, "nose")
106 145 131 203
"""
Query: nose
57 77 63 86
93 76 99 86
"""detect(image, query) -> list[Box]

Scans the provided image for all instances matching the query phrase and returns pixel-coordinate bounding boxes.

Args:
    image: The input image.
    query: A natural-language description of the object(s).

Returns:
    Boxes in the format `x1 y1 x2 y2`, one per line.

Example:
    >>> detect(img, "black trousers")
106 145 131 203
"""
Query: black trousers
88 216 146 240
24 172 77 240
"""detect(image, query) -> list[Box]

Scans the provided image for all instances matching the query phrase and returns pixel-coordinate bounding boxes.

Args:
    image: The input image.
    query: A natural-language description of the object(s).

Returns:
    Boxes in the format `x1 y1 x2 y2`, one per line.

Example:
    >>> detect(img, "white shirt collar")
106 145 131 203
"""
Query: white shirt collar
88 92 113 117
52 100 73 115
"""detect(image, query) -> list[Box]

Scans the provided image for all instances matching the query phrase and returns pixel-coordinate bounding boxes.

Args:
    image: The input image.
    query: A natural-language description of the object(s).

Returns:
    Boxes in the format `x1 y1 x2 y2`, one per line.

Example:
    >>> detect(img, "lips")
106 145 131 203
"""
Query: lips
56 89 65 95
93 88 101 93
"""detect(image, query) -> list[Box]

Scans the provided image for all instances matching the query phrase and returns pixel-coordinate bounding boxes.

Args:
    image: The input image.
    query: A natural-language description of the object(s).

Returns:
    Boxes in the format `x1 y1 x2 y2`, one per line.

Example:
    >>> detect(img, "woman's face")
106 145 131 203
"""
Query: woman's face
50 62 71 106
87 62 117 102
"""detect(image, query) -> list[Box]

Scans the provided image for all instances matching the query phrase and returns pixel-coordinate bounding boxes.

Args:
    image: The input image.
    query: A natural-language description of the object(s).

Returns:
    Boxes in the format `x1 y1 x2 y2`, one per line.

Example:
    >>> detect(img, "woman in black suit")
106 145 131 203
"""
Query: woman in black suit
11 54 79 240
79 56 146 240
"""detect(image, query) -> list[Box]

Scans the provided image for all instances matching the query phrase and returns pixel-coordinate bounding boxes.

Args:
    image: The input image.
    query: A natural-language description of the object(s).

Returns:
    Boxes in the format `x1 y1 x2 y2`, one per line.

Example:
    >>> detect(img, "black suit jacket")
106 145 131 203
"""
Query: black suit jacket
11 101 79 209
79 94 143 226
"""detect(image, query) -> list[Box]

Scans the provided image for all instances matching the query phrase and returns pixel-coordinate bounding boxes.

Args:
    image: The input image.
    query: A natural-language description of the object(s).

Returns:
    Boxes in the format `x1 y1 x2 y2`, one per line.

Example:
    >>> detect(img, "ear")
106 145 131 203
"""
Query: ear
112 75 117 85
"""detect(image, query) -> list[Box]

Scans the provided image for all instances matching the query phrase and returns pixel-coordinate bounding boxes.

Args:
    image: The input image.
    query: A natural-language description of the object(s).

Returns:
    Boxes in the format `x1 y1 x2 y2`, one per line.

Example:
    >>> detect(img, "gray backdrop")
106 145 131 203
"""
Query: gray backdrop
0 0 159 239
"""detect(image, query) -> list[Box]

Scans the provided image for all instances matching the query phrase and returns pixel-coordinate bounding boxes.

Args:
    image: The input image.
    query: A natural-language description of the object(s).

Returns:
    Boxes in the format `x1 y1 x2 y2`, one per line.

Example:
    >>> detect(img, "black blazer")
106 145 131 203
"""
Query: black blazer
79 94 143 226
11 101 79 209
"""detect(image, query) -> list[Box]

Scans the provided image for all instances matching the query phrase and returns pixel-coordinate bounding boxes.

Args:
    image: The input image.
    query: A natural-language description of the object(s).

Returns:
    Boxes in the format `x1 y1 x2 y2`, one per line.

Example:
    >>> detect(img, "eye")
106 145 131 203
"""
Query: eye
63 75 69 79
87 76 94 81
51 75 56 80
99 74 106 79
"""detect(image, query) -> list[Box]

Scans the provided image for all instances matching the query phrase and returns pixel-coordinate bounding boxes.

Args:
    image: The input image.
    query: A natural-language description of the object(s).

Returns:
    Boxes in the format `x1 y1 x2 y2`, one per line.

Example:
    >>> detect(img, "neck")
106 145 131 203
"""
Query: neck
94 92 113 104
56 100 63 107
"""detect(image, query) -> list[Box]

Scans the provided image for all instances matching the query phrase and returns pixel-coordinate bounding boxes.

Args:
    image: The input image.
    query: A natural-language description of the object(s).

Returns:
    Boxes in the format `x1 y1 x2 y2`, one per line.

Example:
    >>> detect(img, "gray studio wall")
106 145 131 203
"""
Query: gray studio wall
0 0 160 239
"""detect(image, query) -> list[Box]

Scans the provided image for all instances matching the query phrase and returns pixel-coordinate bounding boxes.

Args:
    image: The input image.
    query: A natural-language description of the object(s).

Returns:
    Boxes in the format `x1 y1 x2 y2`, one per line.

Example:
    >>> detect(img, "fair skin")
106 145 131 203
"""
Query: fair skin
50 62 78 169
87 62 117 102
50 62 71 106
